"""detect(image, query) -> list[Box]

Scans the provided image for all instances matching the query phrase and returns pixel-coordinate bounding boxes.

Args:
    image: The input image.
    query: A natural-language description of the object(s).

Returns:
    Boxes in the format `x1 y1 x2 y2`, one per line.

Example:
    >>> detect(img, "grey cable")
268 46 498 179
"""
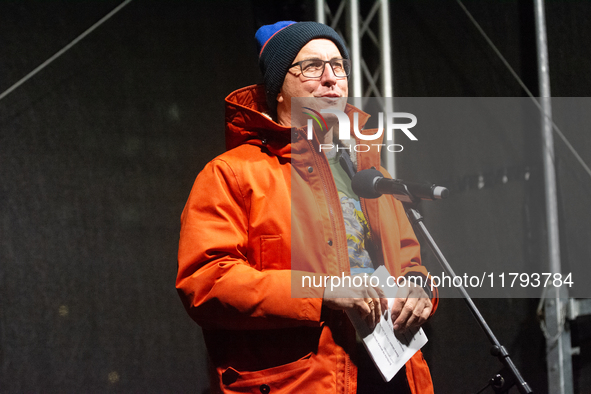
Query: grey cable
456 0 591 180
0 0 134 102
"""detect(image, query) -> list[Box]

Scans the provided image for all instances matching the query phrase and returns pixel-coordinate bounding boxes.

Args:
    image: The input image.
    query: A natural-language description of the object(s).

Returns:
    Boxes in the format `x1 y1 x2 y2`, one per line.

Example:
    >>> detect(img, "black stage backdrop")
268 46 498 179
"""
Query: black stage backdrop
1 1 590 392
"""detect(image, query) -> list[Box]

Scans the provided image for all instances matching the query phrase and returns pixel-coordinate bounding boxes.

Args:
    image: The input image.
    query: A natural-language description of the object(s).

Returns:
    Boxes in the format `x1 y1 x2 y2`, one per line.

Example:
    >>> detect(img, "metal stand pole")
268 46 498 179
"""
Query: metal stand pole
533 0 574 392
404 205 533 394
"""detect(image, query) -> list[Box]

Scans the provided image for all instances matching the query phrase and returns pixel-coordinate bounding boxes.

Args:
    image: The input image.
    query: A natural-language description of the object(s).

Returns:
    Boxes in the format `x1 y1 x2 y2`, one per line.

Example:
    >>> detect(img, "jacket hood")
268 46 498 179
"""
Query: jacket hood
225 85 291 154
224 84 373 158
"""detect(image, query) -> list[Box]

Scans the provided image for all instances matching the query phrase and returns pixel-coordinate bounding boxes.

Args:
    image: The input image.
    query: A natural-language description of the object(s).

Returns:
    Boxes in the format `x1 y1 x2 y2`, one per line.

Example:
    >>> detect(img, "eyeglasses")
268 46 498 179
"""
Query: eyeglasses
289 58 351 78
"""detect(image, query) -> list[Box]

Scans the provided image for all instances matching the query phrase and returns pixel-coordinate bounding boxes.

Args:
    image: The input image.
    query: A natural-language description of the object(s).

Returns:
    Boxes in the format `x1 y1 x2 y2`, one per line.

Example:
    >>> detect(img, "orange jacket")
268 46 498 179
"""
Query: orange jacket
177 84 438 393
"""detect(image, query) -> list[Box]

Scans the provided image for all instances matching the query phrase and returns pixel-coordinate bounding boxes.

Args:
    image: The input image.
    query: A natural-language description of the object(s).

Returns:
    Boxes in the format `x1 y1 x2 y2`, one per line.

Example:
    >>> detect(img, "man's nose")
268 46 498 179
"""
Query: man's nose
320 63 338 84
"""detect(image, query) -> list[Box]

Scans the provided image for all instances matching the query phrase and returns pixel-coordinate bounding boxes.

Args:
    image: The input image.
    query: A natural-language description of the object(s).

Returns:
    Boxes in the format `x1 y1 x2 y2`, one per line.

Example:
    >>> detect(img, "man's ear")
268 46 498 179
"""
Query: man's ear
276 91 284 103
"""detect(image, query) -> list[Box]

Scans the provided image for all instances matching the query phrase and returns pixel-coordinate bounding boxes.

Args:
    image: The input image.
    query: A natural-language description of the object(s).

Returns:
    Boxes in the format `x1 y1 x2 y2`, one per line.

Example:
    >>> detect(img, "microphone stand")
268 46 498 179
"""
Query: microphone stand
403 202 533 394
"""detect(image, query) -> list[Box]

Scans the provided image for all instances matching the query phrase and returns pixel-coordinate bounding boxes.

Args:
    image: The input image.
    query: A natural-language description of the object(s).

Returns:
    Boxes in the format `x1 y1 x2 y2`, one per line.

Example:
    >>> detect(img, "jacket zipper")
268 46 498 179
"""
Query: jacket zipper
306 136 348 275
301 129 352 394
305 133 351 394
346 354 351 394
356 145 379 265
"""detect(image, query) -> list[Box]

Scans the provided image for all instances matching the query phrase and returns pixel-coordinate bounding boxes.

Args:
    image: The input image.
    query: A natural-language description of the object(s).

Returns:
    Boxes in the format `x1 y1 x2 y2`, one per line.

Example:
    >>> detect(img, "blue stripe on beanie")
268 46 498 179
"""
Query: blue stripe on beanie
255 21 296 55
255 21 350 113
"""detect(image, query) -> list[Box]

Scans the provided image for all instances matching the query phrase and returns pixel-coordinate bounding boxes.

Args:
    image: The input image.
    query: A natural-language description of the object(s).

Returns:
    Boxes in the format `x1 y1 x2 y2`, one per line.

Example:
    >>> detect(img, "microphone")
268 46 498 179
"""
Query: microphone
351 169 449 203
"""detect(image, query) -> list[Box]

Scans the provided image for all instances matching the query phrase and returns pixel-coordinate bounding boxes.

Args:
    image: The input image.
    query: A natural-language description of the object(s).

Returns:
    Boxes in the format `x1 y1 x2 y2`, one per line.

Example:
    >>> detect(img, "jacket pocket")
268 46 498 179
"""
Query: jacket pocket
221 352 312 393
259 235 283 271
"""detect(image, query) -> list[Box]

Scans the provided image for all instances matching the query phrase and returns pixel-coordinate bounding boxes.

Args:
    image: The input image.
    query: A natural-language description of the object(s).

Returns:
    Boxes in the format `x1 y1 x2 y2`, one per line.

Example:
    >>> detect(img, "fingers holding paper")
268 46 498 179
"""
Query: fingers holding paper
323 278 388 329
362 285 388 329
391 282 432 333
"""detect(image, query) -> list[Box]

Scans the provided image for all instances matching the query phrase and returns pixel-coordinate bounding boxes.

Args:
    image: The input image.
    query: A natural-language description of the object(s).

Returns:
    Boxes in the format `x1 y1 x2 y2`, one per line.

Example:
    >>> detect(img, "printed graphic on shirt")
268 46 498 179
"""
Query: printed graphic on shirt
339 192 374 275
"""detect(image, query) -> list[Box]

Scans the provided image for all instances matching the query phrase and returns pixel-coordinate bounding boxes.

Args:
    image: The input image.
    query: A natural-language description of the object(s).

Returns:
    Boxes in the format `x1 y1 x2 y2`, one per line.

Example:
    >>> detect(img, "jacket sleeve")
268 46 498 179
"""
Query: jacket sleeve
176 158 324 330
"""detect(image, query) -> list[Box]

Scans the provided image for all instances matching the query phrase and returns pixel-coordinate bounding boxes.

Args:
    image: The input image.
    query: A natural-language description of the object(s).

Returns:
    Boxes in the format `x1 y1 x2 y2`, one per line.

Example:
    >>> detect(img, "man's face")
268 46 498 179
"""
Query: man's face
276 39 348 127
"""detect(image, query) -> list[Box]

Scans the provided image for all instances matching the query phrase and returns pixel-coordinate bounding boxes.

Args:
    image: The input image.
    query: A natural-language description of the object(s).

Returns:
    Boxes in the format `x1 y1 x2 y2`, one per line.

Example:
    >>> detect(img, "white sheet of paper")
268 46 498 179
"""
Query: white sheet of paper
345 265 428 382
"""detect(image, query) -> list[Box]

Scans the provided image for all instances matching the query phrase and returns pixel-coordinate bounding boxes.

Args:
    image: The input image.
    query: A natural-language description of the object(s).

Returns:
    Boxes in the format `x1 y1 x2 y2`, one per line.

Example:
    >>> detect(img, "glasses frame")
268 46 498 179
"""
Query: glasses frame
289 58 351 79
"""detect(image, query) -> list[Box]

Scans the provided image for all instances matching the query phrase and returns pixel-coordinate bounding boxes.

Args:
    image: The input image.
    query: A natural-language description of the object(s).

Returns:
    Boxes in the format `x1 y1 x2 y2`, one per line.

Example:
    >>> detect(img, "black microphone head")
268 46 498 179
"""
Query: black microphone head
351 168 383 199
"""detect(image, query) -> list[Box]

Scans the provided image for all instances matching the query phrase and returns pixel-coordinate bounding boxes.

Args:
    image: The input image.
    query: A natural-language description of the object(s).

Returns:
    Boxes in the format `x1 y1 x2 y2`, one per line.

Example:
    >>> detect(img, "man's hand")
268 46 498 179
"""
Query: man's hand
323 281 387 329
391 282 432 333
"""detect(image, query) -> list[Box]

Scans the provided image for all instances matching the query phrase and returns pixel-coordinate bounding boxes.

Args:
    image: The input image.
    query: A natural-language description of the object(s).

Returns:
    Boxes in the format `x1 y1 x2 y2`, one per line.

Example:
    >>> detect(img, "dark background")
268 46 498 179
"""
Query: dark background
1 0 590 392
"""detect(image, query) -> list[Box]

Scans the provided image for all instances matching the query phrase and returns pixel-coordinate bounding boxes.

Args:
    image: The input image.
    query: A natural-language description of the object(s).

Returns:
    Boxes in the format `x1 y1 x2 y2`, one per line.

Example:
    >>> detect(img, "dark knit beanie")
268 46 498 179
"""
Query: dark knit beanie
255 21 350 112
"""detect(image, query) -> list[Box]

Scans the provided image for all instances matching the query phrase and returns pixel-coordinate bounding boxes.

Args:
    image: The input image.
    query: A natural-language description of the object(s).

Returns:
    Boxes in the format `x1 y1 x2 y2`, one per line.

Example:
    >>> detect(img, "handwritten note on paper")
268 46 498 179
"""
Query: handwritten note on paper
346 265 428 382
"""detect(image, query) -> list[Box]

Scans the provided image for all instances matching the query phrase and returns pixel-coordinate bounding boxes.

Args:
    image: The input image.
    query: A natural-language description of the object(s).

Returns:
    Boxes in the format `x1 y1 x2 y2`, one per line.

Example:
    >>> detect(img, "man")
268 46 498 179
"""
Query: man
177 21 437 393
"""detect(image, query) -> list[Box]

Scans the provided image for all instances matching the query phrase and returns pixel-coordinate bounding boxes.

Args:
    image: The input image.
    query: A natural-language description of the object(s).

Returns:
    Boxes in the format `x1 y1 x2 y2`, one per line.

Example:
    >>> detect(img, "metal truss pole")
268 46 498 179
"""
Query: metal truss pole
378 0 395 177
316 0 396 177
316 0 325 25
533 0 574 392
348 0 363 98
